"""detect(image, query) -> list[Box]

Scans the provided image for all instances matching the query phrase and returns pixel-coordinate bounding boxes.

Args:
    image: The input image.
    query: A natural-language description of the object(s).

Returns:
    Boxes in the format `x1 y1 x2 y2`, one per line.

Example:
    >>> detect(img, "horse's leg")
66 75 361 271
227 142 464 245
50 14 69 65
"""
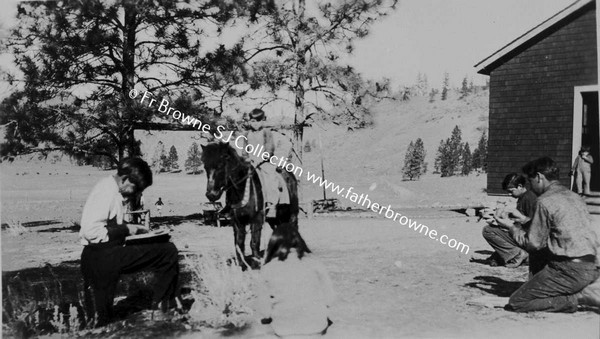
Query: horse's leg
249 213 263 267
232 218 247 270
266 215 278 230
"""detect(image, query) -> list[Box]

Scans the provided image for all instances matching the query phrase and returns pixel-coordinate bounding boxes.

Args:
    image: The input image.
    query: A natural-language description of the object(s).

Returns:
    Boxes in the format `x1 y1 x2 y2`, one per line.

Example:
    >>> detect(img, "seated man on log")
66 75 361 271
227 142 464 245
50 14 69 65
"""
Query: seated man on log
79 157 180 326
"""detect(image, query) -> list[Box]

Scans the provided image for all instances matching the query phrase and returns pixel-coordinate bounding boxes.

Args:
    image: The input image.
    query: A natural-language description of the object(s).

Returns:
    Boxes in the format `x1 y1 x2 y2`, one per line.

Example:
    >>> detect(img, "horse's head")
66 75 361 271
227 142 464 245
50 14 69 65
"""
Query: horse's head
201 142 241 202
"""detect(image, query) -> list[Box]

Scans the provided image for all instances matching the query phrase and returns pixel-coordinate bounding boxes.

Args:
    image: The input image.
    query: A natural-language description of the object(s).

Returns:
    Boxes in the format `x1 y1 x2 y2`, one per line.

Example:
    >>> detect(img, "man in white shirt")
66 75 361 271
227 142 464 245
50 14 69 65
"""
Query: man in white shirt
80 157 179 326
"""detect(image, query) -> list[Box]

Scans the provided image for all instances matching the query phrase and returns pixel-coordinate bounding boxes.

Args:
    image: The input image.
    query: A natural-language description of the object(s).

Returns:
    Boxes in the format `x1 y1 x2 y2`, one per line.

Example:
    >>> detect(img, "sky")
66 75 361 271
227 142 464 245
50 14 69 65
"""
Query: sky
348 0 576 87
0 0 578 97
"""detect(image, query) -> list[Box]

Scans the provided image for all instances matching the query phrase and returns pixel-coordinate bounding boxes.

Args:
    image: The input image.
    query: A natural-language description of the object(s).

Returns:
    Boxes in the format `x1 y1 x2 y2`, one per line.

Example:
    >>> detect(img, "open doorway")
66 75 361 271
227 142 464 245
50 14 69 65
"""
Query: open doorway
574 90 600 192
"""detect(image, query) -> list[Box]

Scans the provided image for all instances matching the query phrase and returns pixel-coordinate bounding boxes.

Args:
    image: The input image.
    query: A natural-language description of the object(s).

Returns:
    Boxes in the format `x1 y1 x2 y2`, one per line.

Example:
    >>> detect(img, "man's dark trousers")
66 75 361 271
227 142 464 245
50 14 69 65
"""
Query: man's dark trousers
507 257 599 312
81 241 179 325
482 225 522 263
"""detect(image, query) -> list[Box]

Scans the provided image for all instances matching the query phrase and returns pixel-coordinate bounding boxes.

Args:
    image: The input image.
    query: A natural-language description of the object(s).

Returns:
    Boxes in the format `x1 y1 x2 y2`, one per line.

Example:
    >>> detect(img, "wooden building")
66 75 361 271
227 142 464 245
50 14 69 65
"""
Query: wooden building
475 0 599 198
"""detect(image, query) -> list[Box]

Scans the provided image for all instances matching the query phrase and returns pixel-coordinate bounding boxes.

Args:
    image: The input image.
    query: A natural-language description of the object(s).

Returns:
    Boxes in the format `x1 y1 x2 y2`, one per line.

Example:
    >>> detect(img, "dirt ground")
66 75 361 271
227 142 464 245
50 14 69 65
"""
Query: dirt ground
2 161 600 338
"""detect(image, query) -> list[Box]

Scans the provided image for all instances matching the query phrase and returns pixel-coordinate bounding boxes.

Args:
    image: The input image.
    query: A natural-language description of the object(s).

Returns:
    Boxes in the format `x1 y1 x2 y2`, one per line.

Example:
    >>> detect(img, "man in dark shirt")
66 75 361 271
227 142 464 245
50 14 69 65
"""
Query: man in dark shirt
482 173 537 269
495 157 600 312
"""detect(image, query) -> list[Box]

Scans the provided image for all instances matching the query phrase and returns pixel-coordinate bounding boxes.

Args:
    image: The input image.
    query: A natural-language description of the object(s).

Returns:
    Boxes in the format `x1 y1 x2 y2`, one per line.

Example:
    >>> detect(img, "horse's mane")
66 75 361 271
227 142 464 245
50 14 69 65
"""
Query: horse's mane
201 142 247 168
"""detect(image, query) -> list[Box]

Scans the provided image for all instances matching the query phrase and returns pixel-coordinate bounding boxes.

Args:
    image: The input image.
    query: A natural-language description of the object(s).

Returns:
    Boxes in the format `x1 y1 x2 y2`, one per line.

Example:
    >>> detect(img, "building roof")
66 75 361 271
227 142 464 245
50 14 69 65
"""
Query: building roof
475 0 595 75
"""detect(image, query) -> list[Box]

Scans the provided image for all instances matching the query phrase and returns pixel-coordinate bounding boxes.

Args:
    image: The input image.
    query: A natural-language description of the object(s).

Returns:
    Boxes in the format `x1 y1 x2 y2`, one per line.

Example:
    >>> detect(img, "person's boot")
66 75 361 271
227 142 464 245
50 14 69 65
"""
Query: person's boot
483 252 502 267
577 279 600 307
506 250 529 268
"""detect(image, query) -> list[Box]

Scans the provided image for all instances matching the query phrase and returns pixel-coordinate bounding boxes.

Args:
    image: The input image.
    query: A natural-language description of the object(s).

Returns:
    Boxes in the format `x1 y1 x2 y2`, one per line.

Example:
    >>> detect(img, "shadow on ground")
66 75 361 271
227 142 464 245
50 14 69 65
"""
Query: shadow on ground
464 276 523 297
38 223 81 233
19 214 209 234
469 250 496 265
150 214 206 228
1 220 63 229
2 255 197 334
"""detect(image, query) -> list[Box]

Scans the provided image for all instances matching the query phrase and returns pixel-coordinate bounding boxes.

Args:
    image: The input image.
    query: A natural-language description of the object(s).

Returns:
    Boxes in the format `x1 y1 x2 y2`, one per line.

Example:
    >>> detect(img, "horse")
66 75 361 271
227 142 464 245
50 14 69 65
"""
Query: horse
201 142 299 269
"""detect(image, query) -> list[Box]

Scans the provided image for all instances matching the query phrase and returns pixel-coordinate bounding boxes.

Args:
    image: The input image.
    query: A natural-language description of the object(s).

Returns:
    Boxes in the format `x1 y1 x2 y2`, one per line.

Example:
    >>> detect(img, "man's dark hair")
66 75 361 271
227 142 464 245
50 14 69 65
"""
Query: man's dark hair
501 173 527 190
117 157 153 190
264 223 311 264
522 157 560 181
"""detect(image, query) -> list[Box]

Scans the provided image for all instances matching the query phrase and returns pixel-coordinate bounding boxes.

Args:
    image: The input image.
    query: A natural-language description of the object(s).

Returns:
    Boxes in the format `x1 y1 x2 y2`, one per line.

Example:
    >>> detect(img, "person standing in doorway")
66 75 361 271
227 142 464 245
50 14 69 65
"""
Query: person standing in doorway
571 145 594 196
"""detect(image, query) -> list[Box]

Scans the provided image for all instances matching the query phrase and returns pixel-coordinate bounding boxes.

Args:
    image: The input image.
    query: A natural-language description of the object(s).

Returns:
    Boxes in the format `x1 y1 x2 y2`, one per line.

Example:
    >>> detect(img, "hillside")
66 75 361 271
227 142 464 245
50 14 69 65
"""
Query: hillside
3 90 491 209
303 90 488 177
297 89 489 208
133 89 488 170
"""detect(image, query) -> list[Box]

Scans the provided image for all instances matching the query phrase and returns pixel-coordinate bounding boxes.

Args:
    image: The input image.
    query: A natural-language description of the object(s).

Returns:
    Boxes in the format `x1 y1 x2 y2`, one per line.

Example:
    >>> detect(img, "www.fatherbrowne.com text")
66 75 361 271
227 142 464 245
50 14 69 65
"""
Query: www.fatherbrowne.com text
129 89 470 255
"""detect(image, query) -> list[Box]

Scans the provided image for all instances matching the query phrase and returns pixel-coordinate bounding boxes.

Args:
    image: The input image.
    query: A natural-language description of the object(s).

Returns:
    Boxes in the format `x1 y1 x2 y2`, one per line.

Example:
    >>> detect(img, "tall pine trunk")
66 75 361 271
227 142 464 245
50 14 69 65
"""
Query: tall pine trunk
292 0 306 203
121 1 138 161
292 0 306 167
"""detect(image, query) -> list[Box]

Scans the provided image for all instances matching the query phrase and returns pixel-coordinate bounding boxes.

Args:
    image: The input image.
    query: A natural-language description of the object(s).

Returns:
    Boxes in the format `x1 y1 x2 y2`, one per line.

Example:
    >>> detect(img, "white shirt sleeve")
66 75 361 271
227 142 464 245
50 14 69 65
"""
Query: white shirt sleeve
80 177 121 244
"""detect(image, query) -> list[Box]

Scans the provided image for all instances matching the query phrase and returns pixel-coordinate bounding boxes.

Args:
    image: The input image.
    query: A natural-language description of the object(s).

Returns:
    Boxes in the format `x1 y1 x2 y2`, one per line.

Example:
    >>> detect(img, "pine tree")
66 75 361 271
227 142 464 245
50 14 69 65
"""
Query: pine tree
413 138 427 177
161 150 170 172
6 1 275 163
460 76 469 99
446 126 463 176
185 142 203 174
461 142 472 175
402 138 427 180
441 72 450 101
474 130 488 172
437 126 463 177
399 86 412 101
402 141 415 180
434 139 444 173
415 72 429 96
439 139 453 177
169 145 179 170
429 88 438 103
151 141 167 173
472 147 481 170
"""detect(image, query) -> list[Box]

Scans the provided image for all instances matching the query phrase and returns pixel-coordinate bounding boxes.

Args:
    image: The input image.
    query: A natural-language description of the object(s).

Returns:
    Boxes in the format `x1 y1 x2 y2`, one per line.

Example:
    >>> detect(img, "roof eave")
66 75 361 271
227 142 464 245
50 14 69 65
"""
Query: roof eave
474 0 595 75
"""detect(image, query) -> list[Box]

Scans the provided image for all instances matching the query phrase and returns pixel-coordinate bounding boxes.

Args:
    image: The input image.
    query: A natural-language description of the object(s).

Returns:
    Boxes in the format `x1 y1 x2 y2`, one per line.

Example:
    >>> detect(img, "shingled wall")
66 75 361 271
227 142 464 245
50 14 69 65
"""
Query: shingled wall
486 3 597 194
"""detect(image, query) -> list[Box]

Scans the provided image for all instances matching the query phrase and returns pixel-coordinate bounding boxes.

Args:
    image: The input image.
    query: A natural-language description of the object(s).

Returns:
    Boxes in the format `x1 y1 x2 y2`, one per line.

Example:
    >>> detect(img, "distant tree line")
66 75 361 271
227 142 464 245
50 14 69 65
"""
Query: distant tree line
434 126 487 177
396 72 488 103
150 141 203 174
401 127 488 180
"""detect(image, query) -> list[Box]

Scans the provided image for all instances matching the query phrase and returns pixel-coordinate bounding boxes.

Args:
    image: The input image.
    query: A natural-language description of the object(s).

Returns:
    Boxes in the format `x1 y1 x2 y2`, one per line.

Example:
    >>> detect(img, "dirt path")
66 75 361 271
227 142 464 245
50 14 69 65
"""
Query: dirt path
172 212 600 338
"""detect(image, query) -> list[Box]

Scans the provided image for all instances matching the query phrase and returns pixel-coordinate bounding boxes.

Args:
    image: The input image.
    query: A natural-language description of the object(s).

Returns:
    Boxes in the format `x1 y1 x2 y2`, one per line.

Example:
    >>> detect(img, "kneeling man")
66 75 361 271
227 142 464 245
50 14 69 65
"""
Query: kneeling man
495 157 600 312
